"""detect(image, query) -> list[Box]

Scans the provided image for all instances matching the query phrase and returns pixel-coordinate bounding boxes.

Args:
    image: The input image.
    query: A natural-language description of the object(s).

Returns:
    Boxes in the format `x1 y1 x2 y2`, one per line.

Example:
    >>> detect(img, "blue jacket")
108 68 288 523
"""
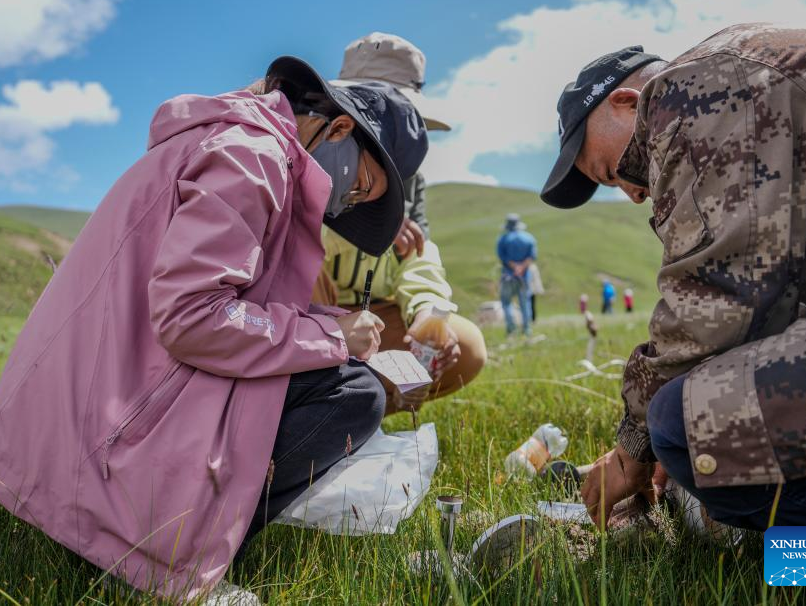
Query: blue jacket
497 230 537 278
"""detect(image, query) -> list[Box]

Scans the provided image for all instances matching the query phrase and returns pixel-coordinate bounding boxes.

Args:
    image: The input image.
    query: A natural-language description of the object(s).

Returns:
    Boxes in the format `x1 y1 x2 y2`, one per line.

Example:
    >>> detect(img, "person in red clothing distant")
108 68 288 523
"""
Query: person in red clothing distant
624 288 634 313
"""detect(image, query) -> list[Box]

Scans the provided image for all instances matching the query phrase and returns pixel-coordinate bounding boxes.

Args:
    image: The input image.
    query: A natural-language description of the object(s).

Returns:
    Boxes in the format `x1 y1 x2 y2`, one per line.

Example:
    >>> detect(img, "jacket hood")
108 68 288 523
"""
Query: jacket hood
147 90 298 150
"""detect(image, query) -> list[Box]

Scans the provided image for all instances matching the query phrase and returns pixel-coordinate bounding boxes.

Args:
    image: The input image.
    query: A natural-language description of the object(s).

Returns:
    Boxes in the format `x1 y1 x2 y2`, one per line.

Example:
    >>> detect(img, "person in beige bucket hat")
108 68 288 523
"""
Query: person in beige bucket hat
332 31 451 132
313 32 487 413
331 32 448 243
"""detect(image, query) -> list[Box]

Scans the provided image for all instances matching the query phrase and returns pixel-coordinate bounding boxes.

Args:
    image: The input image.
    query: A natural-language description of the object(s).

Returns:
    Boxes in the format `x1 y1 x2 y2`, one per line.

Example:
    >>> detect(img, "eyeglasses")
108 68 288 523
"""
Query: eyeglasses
303 111 333 149
339 142 372 213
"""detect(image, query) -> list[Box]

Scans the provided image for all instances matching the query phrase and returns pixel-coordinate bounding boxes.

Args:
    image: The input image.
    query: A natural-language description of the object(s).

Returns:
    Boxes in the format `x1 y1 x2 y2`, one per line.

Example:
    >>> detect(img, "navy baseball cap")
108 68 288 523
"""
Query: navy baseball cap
541 46 662 209
267 56 428 256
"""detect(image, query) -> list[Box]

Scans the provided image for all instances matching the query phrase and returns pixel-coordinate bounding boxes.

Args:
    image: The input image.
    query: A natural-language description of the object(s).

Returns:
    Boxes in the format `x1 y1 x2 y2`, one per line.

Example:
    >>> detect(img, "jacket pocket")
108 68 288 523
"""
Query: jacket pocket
647 116 682 197
655 190 713 265
99 362 194 480
651 132 713 265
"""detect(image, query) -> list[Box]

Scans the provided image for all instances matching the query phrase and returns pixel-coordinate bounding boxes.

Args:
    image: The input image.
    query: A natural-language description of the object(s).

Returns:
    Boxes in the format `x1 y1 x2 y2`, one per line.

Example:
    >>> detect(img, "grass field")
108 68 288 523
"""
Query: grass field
0 317 794 605
0 190 794 605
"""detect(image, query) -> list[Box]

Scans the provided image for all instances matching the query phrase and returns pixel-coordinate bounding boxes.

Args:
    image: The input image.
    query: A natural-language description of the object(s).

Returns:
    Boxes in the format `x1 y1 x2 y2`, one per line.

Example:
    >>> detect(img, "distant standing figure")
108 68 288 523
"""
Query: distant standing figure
518 221 544 324
579 293 589 314
527 263 543 323
601 281 616 314
624 288 634 313
497 214 537 336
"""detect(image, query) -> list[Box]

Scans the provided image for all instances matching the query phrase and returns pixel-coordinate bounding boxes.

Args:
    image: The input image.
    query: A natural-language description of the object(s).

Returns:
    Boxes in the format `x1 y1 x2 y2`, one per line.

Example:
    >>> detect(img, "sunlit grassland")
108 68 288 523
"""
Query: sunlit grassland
0 316 796 605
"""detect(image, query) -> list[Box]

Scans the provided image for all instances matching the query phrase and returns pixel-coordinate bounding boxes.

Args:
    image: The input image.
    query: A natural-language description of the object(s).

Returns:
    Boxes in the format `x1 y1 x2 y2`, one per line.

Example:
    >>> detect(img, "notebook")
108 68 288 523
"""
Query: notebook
366 350 433 393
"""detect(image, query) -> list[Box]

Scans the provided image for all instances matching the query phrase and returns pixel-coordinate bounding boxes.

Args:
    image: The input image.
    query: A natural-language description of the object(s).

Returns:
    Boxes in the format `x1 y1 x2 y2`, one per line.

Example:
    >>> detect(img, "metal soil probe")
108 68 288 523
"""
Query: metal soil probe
436 495 463 555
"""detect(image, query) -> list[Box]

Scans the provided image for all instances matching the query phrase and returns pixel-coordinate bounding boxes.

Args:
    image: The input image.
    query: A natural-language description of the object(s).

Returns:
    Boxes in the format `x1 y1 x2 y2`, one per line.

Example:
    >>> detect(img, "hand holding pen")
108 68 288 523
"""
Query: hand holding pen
334 269 385 360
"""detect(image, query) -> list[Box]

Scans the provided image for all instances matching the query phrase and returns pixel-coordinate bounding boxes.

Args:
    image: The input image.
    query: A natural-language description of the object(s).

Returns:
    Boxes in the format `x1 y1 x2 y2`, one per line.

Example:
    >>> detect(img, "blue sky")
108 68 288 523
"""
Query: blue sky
1 0 804 210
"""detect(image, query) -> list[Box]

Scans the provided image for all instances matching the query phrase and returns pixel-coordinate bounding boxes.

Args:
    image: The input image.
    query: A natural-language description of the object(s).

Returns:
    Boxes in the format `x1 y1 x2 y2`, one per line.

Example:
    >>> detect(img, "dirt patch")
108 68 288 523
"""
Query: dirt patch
42 230 72 256
7 230 71 267
7 235 43 256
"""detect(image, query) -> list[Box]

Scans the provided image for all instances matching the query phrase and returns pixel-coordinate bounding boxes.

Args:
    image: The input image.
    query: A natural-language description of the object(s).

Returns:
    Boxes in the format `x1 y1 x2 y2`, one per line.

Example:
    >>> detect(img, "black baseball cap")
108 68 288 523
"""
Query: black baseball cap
541 46 661 209
267 56 428 256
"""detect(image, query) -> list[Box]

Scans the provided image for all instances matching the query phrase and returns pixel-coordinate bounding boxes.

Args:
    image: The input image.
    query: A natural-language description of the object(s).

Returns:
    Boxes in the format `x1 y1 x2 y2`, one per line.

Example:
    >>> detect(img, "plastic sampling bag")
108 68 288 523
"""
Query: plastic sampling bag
537 501 591 524
273 423 439 535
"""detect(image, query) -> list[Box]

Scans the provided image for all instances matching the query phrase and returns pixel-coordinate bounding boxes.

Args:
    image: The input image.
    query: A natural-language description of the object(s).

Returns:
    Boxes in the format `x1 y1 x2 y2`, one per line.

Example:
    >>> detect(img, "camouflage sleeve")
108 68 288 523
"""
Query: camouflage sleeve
616 54 798 461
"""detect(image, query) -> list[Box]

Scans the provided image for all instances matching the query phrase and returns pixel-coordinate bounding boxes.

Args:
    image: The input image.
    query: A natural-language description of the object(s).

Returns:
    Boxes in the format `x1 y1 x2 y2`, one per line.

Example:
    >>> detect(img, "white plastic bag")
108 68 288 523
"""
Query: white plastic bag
273 423 439 535
537 500 591 524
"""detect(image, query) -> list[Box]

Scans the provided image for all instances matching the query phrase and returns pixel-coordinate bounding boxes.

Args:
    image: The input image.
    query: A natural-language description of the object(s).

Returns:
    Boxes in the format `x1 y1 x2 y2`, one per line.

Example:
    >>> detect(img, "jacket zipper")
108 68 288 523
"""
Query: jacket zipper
347 251 364 290
332 254 340 281
100 363 182 480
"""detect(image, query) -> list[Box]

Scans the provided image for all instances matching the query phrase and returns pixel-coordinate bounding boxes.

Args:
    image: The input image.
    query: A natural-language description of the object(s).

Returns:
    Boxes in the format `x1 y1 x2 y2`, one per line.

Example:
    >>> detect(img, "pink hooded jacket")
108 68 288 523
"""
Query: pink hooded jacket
0 90 349 599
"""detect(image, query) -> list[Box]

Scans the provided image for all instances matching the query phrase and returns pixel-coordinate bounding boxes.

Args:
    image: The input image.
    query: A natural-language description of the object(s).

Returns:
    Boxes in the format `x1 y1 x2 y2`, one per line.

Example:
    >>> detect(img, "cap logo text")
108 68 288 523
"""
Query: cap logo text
583 75 616 107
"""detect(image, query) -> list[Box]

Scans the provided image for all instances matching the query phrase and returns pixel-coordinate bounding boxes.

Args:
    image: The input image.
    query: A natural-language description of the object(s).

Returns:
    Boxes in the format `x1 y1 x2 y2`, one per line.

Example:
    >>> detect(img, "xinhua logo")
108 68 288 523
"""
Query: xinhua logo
765 526 806 586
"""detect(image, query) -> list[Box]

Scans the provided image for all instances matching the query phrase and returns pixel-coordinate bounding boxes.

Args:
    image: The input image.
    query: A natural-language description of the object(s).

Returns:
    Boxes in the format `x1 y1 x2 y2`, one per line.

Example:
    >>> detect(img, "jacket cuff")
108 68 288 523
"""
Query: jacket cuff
406 295 457 325
305 313 349 364
616 416 656 463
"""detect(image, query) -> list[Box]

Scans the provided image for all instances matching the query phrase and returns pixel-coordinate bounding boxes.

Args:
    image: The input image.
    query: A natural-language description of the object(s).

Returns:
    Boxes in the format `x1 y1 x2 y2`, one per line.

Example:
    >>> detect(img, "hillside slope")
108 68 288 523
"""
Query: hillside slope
0 213 71 317
0 185 663 319
0 205 91 240
426 183 662 317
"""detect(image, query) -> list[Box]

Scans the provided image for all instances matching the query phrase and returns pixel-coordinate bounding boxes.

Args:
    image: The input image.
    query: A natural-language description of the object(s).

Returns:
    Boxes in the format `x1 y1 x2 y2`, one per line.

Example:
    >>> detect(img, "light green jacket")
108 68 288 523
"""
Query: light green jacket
322 227 455 325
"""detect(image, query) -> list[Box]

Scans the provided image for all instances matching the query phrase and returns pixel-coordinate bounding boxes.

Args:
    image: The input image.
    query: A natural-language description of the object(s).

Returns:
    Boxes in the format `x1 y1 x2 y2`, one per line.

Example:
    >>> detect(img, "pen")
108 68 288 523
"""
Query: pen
361 269 374 311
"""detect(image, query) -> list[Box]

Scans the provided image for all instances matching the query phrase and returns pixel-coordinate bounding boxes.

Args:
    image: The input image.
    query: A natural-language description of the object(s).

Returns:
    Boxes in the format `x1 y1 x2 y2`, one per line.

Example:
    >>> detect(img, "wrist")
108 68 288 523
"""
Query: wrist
406 305 432 328
616 417 656 464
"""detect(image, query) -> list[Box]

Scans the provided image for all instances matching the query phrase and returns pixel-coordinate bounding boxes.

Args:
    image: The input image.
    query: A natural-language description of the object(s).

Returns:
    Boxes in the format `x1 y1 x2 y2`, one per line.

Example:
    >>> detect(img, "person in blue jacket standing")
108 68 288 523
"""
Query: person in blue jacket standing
602 280 616 314
497 214 537 336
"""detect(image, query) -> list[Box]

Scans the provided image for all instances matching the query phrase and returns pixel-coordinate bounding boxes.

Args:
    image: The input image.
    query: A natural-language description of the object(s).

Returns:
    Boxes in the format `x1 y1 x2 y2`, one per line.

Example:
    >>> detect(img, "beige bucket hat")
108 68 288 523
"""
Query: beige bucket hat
331 32 451 131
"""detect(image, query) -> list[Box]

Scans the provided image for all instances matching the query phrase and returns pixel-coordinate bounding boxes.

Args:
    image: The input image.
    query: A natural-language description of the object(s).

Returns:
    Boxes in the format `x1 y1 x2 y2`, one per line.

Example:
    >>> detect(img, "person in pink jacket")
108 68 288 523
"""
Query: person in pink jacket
0 56 427 603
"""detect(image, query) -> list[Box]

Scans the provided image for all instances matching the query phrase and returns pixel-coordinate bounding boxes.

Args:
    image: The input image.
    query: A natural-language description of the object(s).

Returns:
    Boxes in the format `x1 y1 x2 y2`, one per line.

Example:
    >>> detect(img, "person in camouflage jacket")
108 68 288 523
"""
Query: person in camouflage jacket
542 24 806 530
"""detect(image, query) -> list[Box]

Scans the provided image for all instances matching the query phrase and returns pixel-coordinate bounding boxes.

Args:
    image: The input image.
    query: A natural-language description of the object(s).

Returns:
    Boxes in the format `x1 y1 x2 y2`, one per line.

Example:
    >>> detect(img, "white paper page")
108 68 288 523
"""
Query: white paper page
366 350 432 393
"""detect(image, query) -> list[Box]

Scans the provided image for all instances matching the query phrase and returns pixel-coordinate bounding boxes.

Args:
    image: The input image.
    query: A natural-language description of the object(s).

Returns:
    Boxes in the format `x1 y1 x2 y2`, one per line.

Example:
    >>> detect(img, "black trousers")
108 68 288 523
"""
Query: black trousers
234 360 385 561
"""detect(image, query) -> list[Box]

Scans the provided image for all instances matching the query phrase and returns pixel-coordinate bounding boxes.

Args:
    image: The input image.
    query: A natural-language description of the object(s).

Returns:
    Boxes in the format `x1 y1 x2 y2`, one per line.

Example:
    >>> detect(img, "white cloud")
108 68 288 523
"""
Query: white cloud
0 80 119 130
420 0 806 186
0 0 119 191
0 80 119 182
0 0 117 68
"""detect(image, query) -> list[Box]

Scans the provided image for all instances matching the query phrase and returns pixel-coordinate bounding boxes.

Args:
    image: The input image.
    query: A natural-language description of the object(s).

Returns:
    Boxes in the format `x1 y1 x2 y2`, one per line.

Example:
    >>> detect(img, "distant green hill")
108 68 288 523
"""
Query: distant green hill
0 213 71 317
0 205 91 240
426 183 661 317
0 185 662 319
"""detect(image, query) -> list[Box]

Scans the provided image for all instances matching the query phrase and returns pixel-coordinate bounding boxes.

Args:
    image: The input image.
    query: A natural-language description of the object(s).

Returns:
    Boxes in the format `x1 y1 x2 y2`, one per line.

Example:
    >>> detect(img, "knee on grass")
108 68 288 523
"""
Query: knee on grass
456 320 487 385
449 315 488 379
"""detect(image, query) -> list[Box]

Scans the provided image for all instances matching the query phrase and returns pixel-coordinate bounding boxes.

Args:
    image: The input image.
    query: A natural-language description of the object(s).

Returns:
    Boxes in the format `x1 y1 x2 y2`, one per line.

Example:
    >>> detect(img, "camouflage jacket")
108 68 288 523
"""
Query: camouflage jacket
616 23 806 488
